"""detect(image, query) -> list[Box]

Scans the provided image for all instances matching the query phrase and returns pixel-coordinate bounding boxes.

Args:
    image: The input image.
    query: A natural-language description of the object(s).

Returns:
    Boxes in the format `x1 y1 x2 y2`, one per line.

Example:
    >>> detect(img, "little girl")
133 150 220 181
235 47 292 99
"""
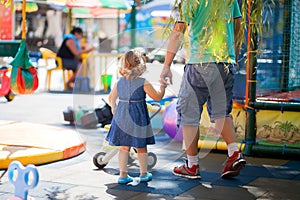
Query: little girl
106 49 167 184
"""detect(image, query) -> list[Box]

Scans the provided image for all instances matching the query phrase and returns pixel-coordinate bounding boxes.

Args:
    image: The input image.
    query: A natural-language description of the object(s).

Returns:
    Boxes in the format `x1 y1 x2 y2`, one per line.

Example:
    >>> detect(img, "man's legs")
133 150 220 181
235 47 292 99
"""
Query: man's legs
208 63 246 178
173 125 201 179
174 63 246 179
172 64 206 179
215 116 246 178
182 125 199 156
215 117 236 146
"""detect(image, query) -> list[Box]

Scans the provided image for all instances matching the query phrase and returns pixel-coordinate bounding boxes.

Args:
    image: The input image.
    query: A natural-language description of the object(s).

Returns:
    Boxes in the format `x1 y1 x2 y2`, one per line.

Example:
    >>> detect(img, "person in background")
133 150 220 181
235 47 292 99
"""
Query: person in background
57 27 95 90
106 49 167 184
160 0 246 179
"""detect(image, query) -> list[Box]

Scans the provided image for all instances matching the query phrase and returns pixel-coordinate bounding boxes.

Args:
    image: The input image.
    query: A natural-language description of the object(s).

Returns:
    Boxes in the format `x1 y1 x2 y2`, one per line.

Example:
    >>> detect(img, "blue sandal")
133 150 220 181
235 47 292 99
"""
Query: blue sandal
118 176 133 184
140 172 152 182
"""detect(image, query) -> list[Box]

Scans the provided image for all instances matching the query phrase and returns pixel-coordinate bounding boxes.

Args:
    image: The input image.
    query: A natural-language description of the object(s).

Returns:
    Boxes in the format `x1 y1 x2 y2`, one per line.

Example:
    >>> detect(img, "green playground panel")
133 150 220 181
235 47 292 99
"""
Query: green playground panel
0 40 21 57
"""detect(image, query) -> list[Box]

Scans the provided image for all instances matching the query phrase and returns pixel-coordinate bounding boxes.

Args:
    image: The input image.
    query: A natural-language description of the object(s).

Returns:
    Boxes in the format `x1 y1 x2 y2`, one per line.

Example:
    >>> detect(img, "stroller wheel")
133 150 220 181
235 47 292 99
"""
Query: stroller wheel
5 91 15 102
147 152 157 169
93 152 108 169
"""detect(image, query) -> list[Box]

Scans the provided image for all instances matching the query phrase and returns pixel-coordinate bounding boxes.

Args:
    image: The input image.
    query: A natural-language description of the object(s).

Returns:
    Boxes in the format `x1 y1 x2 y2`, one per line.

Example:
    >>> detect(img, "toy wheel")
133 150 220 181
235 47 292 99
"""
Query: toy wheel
93 152 108 169
5 92 15 102
147 152 157 169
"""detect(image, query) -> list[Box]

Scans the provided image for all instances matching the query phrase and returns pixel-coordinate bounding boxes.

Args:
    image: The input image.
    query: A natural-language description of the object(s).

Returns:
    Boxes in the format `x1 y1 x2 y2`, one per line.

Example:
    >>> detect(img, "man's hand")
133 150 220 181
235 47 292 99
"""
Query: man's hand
111 106 116 115
160 66 173 86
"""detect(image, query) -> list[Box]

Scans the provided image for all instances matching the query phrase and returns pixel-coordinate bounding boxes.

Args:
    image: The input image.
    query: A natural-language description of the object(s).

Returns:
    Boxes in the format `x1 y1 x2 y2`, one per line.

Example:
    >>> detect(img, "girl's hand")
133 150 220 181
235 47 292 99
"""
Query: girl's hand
159 78 168 88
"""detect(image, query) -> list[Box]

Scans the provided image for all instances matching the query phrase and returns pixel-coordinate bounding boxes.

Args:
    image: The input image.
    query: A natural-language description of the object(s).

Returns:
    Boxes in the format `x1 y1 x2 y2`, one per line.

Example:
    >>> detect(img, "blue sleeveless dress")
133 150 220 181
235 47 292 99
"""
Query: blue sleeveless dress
105 77 155 148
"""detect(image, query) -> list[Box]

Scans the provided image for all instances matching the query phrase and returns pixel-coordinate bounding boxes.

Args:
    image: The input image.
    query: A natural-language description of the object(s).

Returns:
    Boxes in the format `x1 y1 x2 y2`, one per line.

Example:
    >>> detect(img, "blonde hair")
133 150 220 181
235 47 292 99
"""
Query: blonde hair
119 49 146 80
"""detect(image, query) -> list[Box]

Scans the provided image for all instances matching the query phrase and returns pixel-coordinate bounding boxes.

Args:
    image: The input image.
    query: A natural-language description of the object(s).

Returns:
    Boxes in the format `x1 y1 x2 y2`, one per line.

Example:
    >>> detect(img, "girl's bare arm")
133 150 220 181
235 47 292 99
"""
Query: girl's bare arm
108 83 118 114
144 80 166 101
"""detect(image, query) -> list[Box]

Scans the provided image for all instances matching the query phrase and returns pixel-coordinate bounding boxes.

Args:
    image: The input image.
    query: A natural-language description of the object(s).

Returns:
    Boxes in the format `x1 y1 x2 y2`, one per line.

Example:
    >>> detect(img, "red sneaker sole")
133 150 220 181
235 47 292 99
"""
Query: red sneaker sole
173 171 202 179
221 162 246 179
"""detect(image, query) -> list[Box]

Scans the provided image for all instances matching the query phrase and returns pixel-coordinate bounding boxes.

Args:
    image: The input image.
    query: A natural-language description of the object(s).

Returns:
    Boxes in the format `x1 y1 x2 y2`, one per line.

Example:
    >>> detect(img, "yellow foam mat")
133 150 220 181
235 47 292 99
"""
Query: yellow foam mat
0 145 63 169
0 121 85 169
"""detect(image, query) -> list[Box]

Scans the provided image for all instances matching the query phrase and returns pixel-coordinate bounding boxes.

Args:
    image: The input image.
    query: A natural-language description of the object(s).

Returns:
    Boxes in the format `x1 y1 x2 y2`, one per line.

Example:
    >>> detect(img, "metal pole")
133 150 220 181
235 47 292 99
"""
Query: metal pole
250 101 300 111
21 0 27 40
244 0 258 156
251 144 300 159
68 8 72 33
130 2 136 48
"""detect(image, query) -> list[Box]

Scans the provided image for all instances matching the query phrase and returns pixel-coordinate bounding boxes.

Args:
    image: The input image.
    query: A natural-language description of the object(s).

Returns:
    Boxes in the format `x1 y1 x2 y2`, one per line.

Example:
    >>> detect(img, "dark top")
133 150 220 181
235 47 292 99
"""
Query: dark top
57 39 75 60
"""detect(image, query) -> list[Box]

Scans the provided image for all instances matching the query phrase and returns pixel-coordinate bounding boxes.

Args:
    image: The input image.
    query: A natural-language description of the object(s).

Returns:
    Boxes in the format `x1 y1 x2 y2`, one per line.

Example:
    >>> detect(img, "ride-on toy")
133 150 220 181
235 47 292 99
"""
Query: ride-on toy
0 66 15 102
93 102 162 170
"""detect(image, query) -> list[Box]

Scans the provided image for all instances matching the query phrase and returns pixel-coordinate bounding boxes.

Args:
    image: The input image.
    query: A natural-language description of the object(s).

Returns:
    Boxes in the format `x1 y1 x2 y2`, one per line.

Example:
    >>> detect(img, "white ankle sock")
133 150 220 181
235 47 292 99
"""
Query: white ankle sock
187 155 199 168
227 143 239 157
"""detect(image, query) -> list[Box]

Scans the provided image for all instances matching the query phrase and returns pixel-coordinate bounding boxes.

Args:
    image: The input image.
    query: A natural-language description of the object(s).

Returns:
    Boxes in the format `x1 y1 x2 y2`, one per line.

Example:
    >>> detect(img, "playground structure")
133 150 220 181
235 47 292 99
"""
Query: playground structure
236 0 300 158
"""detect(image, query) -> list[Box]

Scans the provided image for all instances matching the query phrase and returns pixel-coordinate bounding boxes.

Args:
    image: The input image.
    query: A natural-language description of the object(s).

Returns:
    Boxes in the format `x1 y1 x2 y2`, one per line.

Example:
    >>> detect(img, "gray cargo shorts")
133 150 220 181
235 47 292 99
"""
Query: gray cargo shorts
176 62 235 126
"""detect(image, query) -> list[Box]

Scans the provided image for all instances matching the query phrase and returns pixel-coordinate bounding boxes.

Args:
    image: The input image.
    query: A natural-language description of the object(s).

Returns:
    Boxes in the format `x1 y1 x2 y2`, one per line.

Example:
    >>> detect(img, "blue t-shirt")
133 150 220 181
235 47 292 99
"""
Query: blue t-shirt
181 0 242 64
